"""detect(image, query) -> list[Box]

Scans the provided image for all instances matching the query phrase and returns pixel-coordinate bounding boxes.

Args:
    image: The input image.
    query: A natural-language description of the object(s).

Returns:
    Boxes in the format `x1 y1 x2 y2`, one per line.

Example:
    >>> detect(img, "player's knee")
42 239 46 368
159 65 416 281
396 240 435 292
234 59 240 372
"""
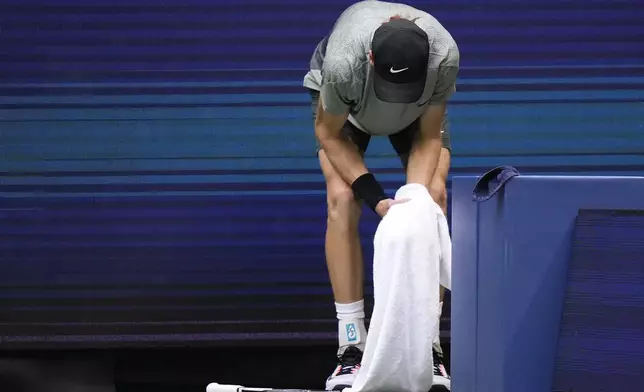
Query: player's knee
326 186 361 226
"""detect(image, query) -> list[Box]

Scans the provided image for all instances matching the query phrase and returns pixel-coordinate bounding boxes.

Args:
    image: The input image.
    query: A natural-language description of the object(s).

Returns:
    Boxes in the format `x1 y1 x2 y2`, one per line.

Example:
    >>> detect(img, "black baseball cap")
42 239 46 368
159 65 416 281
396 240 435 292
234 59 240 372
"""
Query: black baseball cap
371 18 429 103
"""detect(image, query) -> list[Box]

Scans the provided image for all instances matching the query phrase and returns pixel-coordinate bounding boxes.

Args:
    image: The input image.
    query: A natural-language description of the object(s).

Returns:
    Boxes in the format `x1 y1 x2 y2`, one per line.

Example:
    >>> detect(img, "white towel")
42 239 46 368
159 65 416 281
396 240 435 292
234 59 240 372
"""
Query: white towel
346 183 452 392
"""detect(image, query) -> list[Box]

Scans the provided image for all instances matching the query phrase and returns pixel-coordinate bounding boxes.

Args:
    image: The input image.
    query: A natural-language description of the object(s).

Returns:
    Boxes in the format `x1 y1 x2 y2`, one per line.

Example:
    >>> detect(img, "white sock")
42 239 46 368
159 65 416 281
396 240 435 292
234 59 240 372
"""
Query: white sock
336 300 367 352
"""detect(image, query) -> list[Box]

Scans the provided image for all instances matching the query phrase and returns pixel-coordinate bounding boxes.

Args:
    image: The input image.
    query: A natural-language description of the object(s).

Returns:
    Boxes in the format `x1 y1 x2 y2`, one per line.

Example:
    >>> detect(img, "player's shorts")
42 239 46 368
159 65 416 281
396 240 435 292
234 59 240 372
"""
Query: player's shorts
308 89 451 170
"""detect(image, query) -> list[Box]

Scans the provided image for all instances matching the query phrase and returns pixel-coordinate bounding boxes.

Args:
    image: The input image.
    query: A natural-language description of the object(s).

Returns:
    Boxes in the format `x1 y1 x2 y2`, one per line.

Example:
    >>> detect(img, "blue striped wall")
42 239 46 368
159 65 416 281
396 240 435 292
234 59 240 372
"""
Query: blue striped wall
0 0 643 349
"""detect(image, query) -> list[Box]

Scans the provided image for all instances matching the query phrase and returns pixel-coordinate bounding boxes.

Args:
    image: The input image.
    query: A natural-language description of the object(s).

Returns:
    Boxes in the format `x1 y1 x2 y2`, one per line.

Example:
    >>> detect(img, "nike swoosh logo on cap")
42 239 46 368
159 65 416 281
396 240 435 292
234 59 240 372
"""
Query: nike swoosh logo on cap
389 67 409 74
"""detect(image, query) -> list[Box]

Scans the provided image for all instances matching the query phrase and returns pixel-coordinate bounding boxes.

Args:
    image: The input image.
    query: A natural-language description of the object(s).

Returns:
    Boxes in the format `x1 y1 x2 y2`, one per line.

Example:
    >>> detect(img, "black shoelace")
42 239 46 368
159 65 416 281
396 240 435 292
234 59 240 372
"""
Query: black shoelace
337 346 363 372
433 350 446 375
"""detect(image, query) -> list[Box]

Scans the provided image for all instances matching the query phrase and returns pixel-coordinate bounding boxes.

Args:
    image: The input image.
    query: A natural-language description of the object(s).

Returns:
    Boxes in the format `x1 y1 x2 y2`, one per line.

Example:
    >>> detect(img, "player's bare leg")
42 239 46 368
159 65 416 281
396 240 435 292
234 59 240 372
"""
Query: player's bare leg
319 149 367 391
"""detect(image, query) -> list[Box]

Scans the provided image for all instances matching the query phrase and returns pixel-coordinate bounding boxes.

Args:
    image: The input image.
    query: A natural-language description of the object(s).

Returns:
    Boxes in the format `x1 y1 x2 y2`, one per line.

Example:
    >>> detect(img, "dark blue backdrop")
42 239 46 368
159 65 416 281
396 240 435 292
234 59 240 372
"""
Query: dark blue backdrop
0 0 642 349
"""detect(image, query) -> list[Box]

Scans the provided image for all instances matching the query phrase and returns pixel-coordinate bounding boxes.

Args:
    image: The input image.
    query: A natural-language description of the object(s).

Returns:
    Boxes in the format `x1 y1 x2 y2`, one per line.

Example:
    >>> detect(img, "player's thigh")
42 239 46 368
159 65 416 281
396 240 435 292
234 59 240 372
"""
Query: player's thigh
317 128 368 212
318 149 349 192
318 149 363 217
309 88 370 211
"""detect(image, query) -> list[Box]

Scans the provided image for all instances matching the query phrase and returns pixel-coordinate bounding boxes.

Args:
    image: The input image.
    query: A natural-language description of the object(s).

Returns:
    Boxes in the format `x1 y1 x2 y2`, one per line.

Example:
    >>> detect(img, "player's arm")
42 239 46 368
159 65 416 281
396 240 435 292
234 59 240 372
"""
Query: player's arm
406 64 459 189
316 83 388 213
315 99 367 185
434 147 451 185
406 103 445 187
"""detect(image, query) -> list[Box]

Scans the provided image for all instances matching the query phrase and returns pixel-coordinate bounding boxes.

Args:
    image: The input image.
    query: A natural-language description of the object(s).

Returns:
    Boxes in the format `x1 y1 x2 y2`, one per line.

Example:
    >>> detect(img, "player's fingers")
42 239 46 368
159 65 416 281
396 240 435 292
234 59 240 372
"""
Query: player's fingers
389 198 410 206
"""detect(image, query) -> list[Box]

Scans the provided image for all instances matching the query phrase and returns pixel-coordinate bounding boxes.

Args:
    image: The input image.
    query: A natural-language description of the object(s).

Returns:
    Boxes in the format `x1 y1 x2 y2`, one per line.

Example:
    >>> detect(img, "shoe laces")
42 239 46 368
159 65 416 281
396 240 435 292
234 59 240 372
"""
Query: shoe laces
433 349 448 377
337 346 363 373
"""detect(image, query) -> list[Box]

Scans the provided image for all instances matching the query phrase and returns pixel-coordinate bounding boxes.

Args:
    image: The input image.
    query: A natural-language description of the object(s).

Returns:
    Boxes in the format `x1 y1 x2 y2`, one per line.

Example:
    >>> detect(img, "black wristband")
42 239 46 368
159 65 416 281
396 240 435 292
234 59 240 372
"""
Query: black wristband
351 173 387 213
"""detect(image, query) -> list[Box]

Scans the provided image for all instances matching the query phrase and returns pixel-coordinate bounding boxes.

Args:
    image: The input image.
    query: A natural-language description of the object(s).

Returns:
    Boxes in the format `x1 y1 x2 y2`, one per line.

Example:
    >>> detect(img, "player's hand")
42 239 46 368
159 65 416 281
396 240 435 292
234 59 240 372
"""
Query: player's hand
375 198 410 218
